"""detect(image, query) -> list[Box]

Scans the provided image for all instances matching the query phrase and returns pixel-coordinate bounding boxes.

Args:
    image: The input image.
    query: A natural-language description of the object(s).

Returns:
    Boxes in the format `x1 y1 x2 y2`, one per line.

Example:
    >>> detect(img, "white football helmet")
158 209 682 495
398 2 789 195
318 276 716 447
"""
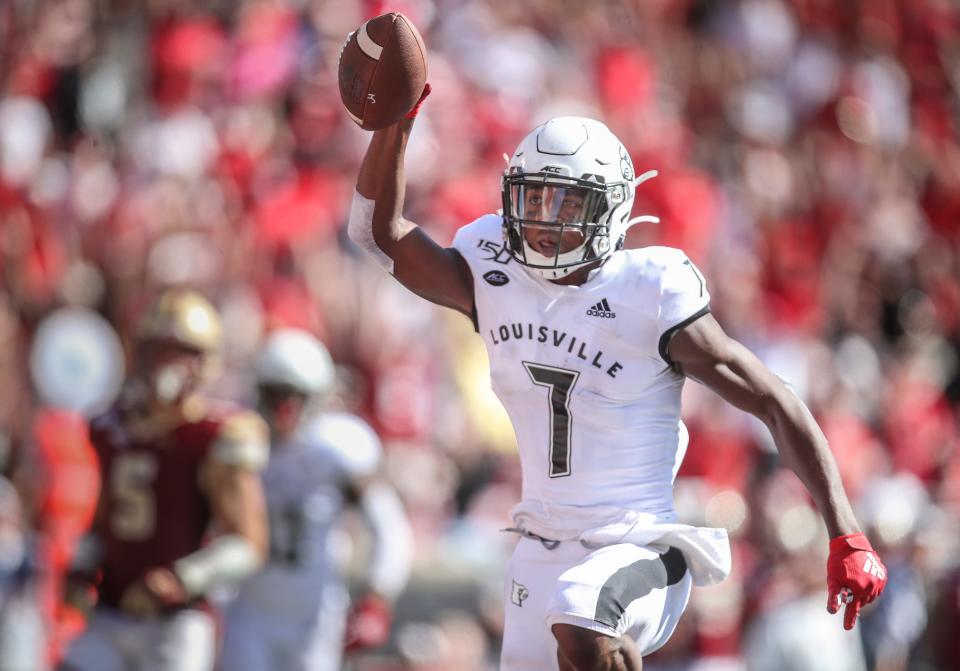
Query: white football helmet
501 116 658 279
255 328 334 397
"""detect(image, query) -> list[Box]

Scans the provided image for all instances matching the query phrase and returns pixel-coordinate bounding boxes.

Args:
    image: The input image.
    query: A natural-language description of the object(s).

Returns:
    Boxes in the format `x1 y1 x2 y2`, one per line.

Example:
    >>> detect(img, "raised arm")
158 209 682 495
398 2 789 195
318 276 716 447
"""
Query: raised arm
668 313 887 629
350 98 474 315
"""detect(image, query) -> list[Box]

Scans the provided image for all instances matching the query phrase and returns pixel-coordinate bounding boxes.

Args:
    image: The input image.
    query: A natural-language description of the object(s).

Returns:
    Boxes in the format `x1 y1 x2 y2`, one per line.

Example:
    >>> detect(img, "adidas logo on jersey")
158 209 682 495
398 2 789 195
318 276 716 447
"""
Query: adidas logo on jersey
863 553 886 580
586 298 616 318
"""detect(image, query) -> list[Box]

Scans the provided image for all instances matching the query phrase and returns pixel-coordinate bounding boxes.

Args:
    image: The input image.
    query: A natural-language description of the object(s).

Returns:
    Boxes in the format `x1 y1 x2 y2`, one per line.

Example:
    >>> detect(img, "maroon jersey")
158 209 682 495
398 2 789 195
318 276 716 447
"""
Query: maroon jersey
88 400 266 609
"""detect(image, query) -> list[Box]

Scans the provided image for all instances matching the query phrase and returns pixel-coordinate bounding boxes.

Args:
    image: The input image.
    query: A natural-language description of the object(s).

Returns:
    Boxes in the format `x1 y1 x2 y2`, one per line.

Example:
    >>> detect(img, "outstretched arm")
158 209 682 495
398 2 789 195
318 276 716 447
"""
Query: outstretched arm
669 313 887 628
669 314 858 537
351 99 474 315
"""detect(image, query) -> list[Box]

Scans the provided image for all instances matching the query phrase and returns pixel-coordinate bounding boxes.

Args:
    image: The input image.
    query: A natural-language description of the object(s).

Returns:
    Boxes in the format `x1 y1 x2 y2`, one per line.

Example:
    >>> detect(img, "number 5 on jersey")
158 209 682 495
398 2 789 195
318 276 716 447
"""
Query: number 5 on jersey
110 452 158 541
523 362 579 478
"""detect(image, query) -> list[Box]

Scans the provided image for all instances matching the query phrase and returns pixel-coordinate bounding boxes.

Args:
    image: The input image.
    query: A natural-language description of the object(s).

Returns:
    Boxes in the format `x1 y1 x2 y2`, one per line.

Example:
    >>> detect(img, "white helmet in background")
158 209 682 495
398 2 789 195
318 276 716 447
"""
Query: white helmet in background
255 328 334 397
501 116 659 279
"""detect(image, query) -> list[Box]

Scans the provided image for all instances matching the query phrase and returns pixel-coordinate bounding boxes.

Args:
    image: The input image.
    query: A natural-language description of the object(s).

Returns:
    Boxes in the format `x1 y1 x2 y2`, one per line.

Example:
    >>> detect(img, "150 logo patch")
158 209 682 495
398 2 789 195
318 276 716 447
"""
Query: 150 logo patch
477 238 513 264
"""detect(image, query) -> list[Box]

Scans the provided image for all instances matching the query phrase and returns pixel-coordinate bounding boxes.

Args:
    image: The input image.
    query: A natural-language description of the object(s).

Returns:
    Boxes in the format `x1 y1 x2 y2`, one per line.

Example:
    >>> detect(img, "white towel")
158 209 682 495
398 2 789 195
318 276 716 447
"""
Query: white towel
510 502 731 586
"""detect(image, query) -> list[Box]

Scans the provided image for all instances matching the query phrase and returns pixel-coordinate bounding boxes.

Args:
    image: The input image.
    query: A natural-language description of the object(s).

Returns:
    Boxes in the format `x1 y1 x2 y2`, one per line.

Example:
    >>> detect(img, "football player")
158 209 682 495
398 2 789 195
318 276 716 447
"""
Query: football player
60 290 269 671
220 328 413 671
346 92 888 670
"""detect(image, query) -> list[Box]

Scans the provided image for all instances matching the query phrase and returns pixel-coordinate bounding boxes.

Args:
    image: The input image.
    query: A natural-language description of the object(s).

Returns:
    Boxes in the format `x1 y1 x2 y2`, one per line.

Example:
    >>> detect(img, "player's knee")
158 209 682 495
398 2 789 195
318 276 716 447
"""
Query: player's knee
552 623 641 671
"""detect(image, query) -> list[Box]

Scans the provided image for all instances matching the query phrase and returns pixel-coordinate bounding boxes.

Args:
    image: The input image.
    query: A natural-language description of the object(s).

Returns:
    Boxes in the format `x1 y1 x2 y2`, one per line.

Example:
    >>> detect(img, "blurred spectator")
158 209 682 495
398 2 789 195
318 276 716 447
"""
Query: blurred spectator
0 474 44 671
743 498 867 671
855 475 932 671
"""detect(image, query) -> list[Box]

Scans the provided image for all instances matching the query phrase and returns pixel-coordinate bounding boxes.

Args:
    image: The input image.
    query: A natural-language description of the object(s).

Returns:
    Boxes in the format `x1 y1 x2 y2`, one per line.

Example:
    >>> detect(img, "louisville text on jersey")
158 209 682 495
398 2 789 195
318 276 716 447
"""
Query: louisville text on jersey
489 322 624 378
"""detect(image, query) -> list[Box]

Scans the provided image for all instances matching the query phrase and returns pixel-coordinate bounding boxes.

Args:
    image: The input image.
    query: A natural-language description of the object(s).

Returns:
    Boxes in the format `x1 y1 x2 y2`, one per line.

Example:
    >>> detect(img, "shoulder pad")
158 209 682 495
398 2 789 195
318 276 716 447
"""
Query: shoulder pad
621 245 686 274
211 410 269 471
300 413 382 478
451 214 505 249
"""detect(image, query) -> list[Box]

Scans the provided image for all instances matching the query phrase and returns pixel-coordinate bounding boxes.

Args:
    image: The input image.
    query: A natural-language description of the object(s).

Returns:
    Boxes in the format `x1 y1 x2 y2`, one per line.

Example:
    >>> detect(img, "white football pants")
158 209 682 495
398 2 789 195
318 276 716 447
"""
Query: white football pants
500 537 692 671
220 587 349 671
61 606 214 671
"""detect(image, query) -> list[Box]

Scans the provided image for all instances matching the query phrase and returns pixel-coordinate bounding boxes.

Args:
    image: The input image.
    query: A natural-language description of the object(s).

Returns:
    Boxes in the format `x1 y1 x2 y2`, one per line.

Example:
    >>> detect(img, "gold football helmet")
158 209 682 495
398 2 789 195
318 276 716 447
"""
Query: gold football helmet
136 289 223 405
138 289 223 354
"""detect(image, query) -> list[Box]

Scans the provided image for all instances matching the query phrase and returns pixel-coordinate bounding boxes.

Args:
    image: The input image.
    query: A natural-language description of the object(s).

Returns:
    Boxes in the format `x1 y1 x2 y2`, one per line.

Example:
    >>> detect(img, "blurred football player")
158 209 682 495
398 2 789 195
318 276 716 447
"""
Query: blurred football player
59 290 269 671
346 92 887 670
220 328 413 671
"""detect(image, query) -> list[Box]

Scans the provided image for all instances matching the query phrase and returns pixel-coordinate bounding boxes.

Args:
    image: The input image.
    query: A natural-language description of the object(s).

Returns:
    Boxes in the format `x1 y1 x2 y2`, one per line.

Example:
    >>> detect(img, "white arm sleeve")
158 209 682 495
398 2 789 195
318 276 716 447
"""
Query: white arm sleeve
347 190 395 274
359 482 413 599
173 534 263 597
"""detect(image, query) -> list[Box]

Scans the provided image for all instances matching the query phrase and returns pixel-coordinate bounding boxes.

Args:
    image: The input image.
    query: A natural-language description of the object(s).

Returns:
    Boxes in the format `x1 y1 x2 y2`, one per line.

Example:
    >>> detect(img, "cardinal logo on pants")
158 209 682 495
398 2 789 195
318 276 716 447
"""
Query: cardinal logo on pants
511 580 529 607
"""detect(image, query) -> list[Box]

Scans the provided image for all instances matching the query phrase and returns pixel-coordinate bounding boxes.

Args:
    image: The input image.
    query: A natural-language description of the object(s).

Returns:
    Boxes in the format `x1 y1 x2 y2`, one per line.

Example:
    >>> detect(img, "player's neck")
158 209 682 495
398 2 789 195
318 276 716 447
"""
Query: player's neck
547 259 604 286
133 395 204 434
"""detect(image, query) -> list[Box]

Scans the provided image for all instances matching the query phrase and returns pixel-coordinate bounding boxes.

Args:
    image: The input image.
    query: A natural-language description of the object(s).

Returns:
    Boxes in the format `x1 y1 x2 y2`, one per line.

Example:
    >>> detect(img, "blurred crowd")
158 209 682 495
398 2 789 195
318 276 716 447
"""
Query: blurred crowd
1 0 959 669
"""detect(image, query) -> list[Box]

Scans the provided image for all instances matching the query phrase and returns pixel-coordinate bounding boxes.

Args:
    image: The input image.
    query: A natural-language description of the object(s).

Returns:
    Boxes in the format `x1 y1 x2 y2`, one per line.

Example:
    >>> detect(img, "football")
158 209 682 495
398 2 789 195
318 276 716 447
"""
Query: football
337 12 428 131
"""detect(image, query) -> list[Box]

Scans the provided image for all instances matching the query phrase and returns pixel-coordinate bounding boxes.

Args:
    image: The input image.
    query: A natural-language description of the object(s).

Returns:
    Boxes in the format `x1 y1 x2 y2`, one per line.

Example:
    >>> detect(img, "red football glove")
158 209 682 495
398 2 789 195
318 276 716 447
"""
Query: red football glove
826 533 887 630
343 593 392 653
63 569 101 614
405 83 432 119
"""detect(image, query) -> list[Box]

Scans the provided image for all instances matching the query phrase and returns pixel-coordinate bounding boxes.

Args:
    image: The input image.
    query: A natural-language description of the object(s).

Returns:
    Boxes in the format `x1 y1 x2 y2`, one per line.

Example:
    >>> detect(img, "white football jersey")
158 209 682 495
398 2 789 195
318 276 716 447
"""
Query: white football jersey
453 215 710 537
230 412 381 614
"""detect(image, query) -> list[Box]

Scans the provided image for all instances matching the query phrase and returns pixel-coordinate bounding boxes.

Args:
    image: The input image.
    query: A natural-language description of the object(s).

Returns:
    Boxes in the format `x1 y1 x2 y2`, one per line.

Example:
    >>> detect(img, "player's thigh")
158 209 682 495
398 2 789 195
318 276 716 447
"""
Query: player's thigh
59 611 127 671
298 597 349 671
546 543 692 656
145 609 216 671
622 558 692 655
0 585 46 671
500 538 589 671
220 606 277 671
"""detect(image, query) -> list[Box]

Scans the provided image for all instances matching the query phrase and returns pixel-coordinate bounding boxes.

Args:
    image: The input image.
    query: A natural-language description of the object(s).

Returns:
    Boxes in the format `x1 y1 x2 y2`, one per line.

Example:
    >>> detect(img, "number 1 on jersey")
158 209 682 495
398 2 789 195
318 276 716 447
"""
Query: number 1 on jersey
523 362 579 478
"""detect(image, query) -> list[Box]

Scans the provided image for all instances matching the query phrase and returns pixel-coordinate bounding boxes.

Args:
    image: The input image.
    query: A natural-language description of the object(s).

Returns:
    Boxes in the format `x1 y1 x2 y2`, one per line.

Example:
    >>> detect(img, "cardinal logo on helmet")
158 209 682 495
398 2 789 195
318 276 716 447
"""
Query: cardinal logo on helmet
619 146 634 181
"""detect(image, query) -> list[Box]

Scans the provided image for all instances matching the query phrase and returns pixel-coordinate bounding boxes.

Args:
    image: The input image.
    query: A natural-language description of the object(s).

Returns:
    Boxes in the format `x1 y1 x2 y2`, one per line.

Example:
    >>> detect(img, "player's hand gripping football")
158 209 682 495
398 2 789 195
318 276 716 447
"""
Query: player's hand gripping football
119 567 190 618
826 532 887 629
404 83 431 119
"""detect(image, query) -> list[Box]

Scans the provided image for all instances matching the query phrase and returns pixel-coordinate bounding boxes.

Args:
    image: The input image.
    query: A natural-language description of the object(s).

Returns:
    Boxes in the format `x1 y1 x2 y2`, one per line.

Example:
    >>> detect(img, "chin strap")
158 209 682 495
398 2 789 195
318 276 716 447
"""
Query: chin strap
625 169 660 228
633 169 658 187
625 214 661 227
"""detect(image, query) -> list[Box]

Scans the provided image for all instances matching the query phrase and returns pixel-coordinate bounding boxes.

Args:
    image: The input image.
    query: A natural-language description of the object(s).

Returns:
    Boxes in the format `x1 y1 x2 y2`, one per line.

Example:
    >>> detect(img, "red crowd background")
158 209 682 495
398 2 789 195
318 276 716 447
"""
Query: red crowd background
1 1 958 669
